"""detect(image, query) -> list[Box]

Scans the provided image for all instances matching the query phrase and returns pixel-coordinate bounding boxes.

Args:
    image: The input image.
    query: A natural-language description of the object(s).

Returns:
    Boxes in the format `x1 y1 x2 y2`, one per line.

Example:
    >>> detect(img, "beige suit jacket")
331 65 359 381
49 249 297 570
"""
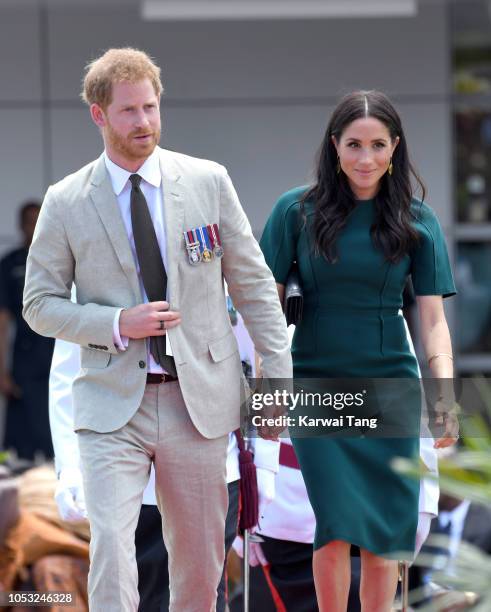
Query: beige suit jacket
23 147 292 437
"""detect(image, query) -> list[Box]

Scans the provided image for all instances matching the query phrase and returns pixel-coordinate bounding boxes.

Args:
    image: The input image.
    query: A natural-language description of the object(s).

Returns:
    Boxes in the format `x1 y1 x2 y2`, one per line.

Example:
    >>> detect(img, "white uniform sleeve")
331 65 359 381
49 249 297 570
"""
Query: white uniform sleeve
49 338 81 475
419 431 439 517
250 438 280 473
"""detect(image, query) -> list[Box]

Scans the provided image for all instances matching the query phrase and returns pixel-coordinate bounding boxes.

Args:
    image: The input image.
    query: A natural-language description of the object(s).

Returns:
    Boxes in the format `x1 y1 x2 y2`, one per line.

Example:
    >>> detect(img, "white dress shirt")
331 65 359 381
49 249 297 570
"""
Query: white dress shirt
104 149 169 374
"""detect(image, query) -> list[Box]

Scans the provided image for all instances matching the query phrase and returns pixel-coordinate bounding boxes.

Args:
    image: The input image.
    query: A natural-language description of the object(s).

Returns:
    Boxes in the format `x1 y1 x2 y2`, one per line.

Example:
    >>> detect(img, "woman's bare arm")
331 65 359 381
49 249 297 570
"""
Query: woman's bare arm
417 295 458 448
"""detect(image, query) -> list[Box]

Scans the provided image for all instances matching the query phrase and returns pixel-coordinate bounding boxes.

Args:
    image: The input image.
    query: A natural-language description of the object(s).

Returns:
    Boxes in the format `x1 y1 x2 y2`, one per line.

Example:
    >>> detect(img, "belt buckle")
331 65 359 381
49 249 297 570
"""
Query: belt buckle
147 373 177 384
147 373 164 385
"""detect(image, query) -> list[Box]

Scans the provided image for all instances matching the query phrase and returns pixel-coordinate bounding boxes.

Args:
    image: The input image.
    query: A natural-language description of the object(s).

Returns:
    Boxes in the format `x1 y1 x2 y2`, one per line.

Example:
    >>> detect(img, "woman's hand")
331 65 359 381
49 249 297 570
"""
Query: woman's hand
433 396 459 448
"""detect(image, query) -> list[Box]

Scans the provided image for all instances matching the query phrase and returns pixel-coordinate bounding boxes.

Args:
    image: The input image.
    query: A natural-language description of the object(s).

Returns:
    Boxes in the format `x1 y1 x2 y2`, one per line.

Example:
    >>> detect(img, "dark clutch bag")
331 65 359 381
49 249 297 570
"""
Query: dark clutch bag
284 262 303 326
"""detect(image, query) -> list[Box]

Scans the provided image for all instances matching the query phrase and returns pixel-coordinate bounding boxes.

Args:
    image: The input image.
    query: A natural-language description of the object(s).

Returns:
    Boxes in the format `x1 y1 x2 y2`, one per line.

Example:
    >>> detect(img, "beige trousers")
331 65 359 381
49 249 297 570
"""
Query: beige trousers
77 381 229 612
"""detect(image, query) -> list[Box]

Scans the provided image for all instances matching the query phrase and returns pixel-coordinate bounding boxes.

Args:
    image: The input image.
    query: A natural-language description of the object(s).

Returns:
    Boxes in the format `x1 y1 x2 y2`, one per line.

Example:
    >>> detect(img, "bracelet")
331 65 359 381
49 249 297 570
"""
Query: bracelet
428 353 453 366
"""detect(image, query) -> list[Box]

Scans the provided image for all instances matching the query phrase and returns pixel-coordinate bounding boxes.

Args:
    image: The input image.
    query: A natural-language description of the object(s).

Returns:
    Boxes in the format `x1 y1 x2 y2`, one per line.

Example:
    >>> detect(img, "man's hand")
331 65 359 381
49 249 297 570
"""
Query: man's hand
256 404 287 441
0 372 21 399
232 535 268 567
119 301 181 339
0 310 21 398
55 467 88 522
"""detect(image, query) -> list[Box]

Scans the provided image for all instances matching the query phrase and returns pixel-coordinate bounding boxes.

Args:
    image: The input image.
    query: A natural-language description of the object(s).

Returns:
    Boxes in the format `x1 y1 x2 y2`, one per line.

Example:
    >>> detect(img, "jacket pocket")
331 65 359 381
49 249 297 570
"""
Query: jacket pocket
208 331 239 363
80 347 111 369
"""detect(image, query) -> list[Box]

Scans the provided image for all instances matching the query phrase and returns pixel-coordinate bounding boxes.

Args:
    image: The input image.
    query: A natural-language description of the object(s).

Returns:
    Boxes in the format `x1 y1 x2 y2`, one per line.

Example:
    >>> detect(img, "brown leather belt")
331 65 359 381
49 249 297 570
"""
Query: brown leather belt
146 373 178 384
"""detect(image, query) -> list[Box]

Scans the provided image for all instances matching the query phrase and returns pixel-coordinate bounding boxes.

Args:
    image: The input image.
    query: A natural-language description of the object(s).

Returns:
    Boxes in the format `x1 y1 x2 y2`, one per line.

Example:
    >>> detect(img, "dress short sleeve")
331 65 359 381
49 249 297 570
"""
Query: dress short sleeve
410 201 456 298
259 187 305 284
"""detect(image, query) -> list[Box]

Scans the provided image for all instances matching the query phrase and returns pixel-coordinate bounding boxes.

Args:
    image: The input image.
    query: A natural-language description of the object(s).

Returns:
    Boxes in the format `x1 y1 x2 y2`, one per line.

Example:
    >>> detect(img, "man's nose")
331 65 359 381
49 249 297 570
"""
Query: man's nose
134 110 150 128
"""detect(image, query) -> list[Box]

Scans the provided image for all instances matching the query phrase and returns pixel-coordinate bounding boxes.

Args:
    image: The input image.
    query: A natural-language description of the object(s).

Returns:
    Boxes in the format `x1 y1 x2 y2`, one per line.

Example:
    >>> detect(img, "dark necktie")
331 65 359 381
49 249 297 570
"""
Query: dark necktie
129 174 177 377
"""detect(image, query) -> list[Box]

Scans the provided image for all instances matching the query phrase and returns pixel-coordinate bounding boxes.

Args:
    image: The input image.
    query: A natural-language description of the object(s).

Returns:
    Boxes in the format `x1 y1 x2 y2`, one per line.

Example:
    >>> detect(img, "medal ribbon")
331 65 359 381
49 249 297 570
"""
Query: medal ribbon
197 226 207 253
201 225 213 251
184 230 197 249
212 223 222 248
206 225 215 250
191 229 201 254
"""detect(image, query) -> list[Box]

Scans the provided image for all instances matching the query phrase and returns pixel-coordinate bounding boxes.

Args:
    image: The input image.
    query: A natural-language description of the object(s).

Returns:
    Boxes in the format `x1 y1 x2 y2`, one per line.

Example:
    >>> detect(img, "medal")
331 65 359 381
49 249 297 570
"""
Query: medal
184 230 202 266
190 229 203 264
208 223 224 258
198 226 213 262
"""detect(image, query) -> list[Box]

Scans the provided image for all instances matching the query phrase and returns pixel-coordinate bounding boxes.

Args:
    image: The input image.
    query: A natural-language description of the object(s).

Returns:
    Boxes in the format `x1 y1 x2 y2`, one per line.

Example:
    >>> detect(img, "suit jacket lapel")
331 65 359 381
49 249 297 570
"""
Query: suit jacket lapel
160 149 184 303
89 155 142 303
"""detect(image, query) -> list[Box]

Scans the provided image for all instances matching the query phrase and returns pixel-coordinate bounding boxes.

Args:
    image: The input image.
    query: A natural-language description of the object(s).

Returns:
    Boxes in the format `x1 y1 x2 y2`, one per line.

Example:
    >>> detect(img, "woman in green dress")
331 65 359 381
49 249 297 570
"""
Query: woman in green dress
259 90 459 611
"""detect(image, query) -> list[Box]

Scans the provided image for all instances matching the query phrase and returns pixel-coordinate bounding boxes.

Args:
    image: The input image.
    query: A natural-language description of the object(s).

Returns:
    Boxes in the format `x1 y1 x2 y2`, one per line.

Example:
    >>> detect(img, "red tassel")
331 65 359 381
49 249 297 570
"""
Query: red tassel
238 449 259 530
234 430 259 531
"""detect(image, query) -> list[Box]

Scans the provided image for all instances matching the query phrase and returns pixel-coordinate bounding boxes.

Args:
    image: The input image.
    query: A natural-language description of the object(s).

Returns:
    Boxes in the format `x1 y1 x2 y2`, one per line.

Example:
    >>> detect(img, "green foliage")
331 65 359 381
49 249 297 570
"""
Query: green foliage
393 377 491 609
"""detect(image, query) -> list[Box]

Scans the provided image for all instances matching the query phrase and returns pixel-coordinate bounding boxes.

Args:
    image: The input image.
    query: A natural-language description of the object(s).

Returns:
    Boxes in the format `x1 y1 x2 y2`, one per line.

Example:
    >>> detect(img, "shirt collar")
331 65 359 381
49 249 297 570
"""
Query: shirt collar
104 147 162 196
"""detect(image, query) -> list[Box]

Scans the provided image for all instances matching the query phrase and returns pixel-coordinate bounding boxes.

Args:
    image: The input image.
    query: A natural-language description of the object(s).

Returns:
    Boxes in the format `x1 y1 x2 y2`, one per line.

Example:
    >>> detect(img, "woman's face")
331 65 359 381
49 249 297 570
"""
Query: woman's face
332 117 399 200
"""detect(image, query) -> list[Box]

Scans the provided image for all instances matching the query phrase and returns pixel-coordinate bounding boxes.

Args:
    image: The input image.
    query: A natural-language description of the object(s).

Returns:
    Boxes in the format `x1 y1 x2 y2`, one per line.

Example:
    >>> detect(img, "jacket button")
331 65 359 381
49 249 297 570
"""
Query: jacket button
139 360 146 369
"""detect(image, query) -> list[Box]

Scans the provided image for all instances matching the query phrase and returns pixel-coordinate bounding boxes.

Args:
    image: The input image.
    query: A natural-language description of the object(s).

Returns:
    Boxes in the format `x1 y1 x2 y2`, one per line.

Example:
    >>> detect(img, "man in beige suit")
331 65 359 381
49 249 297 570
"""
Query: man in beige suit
23 48 291 612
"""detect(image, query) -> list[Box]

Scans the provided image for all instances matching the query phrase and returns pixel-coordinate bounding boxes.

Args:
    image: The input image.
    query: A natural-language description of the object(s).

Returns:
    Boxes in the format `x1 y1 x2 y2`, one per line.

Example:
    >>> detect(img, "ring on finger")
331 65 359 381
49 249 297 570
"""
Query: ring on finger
160 320 165 330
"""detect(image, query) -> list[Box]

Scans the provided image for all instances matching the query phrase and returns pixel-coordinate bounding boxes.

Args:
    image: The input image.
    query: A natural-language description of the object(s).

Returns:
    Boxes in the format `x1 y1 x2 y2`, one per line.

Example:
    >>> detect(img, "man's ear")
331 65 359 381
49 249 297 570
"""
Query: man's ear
90 103 106 129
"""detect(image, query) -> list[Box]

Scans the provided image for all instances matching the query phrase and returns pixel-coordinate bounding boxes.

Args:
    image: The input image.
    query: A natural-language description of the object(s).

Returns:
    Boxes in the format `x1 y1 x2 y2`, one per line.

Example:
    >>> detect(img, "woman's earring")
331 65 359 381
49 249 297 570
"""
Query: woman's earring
336 157 341 174
388 158 393 176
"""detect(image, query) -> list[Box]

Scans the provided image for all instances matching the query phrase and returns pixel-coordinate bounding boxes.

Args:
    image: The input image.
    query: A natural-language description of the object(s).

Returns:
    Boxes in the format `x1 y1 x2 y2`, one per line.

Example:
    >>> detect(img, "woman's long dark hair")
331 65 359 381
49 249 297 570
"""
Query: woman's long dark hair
302 90 424 263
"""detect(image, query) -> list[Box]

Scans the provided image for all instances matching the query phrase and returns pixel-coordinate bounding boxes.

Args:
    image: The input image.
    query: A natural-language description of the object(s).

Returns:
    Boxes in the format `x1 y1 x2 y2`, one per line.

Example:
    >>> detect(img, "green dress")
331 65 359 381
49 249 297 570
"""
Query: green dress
260 186 456 557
